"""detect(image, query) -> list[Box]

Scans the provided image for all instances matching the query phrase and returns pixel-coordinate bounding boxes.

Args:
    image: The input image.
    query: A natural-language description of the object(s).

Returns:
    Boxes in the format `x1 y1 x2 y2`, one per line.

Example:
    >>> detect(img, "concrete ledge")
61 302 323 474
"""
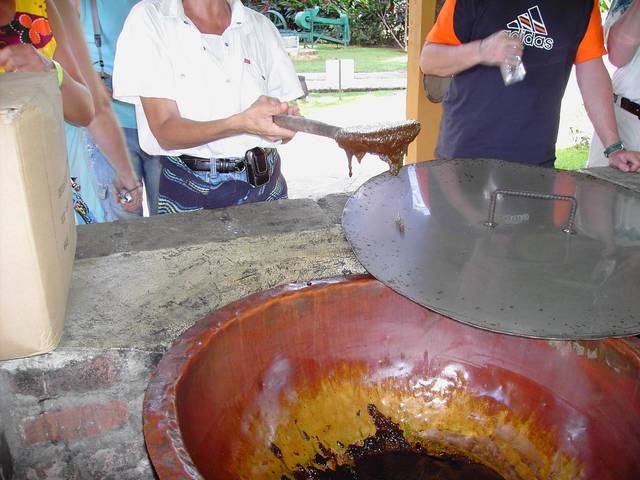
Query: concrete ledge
1 195 364 479
76 197 339 259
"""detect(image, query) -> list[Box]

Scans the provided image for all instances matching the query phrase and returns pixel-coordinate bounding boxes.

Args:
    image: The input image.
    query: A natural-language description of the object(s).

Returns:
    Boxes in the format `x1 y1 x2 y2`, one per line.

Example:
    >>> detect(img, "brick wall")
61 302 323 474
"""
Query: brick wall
0 349 162 479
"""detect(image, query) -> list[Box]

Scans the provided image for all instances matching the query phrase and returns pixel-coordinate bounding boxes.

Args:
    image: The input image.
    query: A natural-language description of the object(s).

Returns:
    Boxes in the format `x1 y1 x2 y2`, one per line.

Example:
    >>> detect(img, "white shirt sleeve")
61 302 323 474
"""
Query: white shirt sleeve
260 20 304 102
113 3 176 105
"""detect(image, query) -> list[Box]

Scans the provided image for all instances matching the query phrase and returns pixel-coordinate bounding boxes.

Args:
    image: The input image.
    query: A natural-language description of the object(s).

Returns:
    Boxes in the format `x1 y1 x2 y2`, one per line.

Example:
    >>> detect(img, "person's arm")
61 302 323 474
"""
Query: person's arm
420 31 523 77
141 95 295 151
607 0 640 67
0 44 93 126
54 0 142 211
47 0 95 126
419 0 522 78
577 57 640 172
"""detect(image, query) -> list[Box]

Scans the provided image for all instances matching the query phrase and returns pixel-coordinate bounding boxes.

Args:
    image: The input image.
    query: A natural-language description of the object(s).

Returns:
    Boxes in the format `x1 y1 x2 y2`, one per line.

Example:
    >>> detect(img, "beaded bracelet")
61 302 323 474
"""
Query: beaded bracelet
604 141 624 158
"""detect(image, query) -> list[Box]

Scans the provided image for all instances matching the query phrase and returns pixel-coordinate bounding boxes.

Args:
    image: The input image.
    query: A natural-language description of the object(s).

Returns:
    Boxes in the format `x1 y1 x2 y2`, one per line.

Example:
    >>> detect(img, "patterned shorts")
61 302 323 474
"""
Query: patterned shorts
158 149 288 214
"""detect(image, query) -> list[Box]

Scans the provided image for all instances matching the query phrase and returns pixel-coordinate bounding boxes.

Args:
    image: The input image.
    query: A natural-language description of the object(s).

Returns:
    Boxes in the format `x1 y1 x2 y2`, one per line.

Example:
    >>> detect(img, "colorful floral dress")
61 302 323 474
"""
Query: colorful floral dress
0 0 56 66
0 0 105 224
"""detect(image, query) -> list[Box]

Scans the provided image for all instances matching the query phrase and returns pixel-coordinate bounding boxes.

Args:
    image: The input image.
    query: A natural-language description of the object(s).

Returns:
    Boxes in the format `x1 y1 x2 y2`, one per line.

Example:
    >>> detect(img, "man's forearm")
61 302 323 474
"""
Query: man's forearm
150 115 244 151
576 58 619 148
420 42 483 77
607 0 640 67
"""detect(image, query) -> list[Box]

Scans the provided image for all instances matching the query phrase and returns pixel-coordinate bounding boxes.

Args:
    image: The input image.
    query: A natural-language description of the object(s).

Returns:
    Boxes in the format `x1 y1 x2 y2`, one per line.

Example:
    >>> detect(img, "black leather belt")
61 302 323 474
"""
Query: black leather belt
180 155 244 172
180 148 274 187
614 94 640 119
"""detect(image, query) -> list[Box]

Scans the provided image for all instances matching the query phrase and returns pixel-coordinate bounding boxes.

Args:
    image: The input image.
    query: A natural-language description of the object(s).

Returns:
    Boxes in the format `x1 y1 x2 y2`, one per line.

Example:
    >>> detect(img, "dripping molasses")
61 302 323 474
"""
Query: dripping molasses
335 120 421 177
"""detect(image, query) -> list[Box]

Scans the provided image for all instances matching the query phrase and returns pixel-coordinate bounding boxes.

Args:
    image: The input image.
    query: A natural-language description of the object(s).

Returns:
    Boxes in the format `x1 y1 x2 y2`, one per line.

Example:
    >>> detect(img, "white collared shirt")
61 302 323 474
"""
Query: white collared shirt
605 3 639 103
113 0 303 158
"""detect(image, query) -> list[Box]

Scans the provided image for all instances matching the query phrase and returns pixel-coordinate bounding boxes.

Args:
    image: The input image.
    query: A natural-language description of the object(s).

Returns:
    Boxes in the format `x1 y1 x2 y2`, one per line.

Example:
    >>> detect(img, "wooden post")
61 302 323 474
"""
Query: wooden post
405 0 441 164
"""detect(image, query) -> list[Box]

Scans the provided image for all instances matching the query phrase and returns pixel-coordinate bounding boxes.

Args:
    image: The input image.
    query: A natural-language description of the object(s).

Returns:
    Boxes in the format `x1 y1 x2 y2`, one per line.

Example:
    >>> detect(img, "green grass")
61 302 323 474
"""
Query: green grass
293 44 407 73
555 144 588 170
298 90 397 116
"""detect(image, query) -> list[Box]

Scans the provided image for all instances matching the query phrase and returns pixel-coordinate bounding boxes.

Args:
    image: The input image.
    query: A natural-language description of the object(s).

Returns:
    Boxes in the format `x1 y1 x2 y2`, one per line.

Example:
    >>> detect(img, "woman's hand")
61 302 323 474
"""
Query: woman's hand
0 44 54 73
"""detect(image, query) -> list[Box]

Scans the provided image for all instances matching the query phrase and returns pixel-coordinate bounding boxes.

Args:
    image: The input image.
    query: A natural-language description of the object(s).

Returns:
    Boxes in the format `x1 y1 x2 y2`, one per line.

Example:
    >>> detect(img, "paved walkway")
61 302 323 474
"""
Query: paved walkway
303 71 407 91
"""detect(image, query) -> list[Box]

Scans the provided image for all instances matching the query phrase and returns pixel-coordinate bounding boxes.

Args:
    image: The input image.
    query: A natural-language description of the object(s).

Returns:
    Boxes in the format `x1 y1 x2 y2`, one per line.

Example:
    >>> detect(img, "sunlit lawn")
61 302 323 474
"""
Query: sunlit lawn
293 44 407 73
555 144 588 170
298 90 397 116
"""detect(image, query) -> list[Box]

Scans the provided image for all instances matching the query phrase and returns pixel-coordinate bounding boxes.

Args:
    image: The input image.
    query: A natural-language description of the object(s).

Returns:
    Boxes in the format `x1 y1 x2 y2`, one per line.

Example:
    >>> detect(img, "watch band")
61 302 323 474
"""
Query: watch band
604 141 625 158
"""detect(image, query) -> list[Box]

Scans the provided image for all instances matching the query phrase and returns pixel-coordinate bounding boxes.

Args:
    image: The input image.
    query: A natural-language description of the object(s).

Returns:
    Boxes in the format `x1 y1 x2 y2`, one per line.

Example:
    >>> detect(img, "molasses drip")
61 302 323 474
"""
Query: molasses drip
279 404 504 480
335 121 421 177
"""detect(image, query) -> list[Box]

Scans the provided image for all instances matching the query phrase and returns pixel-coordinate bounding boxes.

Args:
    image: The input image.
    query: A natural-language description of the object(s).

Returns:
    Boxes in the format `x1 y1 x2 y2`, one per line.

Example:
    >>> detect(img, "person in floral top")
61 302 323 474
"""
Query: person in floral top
0 0 104 223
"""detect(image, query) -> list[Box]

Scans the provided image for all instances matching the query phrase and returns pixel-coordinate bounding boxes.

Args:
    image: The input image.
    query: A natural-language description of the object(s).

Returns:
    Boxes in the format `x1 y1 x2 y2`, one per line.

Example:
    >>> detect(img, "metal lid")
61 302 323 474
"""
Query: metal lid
342 159 640 339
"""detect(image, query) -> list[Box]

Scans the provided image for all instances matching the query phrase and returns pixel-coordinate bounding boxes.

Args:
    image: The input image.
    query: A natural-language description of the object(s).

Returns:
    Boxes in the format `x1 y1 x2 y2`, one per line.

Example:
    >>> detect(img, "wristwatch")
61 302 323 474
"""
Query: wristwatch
604 141 625 158
118 182 143 203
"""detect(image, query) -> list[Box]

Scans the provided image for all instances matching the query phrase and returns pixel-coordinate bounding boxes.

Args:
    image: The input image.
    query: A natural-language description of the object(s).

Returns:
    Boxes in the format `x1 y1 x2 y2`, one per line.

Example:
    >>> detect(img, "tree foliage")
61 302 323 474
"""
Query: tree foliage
247 0 408 48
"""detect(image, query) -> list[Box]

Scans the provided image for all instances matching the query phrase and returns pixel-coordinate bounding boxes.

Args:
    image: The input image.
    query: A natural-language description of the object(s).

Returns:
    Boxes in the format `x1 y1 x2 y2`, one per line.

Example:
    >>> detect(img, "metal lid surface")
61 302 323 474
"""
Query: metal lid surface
342 159 640 339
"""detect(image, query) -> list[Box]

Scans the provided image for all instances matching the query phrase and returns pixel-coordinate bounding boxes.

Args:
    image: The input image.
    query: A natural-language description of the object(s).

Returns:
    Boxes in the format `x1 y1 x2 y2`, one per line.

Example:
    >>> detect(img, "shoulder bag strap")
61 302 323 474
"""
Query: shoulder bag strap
90 0 106 78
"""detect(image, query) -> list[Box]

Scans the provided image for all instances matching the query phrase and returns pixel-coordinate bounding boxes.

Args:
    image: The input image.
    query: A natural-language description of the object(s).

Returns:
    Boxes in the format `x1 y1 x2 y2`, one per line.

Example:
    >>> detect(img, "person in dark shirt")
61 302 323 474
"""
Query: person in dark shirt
420 0 640 172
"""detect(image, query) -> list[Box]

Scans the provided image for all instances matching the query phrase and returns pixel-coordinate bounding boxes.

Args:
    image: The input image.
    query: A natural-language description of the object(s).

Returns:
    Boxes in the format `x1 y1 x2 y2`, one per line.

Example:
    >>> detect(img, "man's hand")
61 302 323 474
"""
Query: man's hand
240 95 296 142
287 103 301 116
478 30 524 67
0 44 54 73
280 103 301 144
608 149 640 173
112 175 143 213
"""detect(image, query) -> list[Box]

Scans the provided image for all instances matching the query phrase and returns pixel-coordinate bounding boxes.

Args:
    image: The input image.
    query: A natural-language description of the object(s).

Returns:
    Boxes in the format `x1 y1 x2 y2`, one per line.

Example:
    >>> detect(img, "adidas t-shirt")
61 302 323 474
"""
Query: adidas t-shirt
427 0 605 165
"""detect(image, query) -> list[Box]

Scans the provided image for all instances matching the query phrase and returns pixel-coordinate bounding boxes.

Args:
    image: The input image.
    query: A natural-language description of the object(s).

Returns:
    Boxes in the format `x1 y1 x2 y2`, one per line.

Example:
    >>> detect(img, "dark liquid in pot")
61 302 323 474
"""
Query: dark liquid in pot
292 451 504 479
280 404 504 480
335 121 421 177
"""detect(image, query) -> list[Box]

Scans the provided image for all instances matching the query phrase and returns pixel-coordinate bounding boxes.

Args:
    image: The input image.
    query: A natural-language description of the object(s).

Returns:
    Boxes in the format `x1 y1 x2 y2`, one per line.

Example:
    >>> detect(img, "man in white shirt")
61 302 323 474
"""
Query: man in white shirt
113 0 304 213
588 0 640 169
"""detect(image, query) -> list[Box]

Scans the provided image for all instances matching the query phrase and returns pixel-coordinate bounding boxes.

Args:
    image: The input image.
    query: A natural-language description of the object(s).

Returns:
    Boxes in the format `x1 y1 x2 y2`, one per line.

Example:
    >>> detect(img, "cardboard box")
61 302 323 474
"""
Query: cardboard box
0 73 76 360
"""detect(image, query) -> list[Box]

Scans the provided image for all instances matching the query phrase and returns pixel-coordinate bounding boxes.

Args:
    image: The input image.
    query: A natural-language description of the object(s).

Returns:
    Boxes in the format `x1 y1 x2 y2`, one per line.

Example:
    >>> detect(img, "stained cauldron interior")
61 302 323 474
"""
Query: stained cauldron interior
145 276 640 480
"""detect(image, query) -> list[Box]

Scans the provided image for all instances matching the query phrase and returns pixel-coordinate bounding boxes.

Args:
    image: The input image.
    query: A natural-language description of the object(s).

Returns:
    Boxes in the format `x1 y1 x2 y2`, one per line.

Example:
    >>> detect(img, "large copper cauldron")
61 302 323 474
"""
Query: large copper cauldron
144 275 640 479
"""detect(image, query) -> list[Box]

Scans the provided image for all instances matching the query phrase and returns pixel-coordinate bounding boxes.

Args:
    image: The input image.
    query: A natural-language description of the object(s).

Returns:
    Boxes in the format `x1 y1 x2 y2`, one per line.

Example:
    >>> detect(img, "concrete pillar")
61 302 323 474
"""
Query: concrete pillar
405 0 442 164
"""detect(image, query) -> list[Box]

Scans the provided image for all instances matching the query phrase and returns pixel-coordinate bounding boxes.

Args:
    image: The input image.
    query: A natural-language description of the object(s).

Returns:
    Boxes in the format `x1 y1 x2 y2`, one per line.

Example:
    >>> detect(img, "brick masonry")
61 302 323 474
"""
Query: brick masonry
6 355 122 399
0 430 14 480
21 400 128 447
0 349 162 479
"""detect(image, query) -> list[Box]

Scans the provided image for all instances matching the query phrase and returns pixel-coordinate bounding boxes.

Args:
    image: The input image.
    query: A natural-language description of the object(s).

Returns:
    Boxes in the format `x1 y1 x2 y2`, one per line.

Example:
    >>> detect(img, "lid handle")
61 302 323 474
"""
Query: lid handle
483 189 577 234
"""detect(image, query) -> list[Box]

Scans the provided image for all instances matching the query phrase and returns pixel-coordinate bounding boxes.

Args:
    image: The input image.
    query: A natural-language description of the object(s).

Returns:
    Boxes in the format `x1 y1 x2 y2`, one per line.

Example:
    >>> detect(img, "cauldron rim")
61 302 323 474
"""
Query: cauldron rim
143 274 640 480
144 275 373 479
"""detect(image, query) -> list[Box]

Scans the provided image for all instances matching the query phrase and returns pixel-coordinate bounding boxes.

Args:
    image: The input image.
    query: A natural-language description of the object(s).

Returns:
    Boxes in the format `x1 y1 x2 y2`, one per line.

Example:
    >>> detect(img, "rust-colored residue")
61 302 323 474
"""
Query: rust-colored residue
232 364 582 480
335 120 421 177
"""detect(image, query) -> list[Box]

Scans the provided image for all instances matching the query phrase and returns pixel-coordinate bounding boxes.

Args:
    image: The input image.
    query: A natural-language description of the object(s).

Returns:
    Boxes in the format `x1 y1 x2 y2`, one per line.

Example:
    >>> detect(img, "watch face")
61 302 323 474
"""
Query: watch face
119 191 133 203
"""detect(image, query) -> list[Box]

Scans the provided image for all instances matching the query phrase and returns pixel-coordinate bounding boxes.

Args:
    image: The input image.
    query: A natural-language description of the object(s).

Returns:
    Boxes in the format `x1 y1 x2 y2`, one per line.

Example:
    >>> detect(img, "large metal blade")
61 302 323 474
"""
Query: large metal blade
273 115 341 139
